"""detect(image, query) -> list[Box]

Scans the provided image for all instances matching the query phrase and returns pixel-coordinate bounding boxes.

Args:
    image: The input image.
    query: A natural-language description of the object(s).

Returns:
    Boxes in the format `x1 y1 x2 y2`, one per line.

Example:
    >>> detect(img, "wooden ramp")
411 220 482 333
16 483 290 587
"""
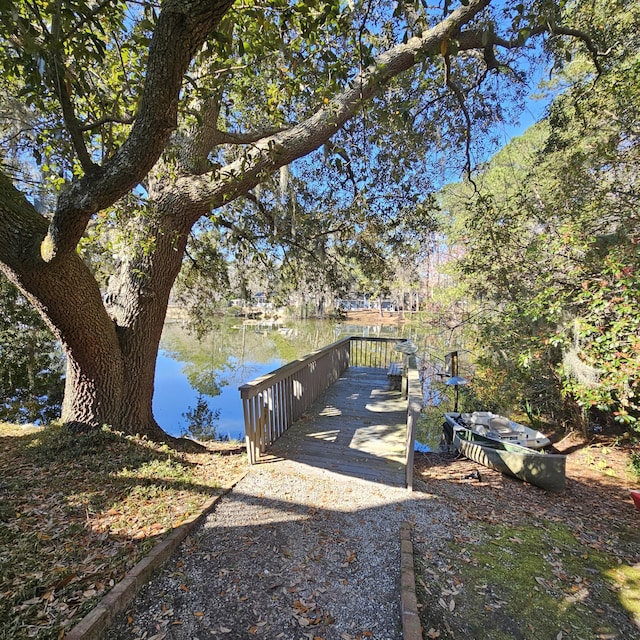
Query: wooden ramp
263 366 408 486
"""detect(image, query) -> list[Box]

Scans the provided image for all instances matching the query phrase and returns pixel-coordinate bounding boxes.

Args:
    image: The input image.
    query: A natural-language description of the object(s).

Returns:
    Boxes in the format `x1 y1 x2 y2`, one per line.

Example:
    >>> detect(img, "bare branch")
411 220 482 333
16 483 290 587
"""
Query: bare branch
549 24 604 75
212 126 290 146
49 1 97 173
173 0 492 217
458 22 605 75
43 0 235 262
443 52 476 191
79 114 136 132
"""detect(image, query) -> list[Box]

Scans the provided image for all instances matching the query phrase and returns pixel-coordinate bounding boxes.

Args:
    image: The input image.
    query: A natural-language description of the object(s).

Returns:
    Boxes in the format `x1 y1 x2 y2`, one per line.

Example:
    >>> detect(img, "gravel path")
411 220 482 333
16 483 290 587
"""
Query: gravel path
106 461 454 640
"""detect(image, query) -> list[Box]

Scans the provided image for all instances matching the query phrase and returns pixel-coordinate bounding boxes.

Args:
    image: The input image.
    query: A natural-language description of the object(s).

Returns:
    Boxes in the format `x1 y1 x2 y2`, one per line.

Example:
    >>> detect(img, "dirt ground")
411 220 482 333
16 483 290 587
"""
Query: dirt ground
412 432 640 639
414 432 638 531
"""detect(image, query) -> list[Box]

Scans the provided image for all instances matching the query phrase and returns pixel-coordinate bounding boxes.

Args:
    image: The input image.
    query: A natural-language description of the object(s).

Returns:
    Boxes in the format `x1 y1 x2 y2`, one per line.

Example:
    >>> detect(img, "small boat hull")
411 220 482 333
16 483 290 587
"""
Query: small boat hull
445 412 551 449
452 426 566 492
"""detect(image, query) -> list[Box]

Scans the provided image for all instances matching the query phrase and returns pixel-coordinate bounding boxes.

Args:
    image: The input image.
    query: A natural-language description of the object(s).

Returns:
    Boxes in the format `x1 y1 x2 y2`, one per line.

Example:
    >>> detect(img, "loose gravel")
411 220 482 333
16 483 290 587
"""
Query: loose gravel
106 461 455 640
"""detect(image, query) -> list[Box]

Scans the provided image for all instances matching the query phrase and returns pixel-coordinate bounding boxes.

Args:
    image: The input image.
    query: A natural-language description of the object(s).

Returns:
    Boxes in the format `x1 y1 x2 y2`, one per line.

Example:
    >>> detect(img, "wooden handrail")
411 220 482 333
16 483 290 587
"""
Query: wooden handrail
404 354 422 491
239 336 406 464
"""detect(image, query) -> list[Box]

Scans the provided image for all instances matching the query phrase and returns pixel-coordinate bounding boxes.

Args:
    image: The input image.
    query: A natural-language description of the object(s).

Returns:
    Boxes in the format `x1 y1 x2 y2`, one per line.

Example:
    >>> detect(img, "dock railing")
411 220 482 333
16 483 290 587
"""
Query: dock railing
404 353 422 490
239 336 421 489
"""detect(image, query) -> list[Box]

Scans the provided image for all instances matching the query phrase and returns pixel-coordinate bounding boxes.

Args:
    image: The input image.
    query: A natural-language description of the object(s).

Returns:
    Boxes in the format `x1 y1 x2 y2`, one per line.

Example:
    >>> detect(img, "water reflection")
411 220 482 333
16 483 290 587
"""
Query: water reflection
3 309 460 450
154 318 416 439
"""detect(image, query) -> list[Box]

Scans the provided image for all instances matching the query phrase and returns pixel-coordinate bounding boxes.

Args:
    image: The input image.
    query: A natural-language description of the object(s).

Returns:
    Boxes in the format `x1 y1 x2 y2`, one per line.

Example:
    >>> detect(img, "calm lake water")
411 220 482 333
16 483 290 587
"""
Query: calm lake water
153 317 437 441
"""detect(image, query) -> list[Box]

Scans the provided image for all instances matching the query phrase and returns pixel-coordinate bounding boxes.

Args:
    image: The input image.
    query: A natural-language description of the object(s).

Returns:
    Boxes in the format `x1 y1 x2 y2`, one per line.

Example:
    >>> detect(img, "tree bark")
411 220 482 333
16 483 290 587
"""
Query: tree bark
0 173 198 439
0 0 546 441
0 1 233 439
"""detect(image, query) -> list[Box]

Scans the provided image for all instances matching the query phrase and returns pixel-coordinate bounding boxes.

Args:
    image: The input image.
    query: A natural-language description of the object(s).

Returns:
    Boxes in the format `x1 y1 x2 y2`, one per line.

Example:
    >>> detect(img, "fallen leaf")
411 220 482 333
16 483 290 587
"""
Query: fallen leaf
194 611 204 617
426 629 441 639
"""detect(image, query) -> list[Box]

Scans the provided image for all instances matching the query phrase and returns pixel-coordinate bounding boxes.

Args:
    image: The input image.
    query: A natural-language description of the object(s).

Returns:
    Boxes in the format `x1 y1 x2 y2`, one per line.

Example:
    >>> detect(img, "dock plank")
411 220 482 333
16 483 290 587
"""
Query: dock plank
265 366 408 486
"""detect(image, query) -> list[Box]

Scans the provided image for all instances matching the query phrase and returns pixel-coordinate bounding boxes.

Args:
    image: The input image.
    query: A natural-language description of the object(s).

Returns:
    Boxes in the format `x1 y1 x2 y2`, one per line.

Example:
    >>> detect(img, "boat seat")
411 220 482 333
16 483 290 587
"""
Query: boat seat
466 413 524 436
488 416 513 433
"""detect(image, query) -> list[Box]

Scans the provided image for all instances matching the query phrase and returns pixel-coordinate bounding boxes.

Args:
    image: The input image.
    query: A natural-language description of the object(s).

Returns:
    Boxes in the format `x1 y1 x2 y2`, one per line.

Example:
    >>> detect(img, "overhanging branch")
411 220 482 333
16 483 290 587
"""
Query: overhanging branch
43 0 235 262
173 0 492 215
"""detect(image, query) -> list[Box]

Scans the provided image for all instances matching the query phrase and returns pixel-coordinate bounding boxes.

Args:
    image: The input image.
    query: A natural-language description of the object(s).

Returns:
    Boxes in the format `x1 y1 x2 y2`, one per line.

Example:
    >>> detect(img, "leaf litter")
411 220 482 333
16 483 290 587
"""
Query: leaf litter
0 423 245 640
106 463 456 640
413 433 640 639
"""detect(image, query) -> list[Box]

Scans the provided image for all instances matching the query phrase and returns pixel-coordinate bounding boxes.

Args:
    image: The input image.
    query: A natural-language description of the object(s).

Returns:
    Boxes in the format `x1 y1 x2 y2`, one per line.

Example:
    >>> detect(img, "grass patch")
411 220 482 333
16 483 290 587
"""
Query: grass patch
0 423 246 640
416 519 640 639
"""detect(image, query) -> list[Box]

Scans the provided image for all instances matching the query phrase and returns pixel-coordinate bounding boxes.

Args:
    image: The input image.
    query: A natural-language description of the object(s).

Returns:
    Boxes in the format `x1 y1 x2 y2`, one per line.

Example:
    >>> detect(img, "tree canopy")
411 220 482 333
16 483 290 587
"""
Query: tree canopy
0 0 613 439
436 0 640 433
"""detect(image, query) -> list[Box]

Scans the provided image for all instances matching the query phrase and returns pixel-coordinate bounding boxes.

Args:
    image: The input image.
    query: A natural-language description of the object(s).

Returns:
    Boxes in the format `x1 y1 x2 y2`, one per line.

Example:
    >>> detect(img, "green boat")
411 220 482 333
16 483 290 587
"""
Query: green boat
450 424 567 492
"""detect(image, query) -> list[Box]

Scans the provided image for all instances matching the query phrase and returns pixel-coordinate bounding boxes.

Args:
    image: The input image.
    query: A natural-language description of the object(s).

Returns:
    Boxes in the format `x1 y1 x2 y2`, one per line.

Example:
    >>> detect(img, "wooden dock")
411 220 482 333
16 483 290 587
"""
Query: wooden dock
262 366 408 486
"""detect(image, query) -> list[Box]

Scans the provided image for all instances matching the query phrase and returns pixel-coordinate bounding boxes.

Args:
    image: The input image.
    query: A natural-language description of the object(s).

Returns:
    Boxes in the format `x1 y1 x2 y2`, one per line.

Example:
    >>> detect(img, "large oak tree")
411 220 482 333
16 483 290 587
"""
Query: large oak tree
0 0 602 439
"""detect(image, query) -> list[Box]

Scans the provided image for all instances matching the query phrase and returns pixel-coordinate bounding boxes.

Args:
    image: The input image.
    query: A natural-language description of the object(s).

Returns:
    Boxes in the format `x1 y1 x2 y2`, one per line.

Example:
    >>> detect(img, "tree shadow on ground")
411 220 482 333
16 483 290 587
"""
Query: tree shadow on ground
0 424 245 640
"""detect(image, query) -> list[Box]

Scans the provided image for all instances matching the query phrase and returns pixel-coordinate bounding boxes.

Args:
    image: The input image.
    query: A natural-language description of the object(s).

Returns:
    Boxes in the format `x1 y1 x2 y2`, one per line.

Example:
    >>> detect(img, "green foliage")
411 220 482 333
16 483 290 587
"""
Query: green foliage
1 0 627 433
437 0 640 433
561 247 640 428
0 1 136 178
0 276 64 423
631 452 640 478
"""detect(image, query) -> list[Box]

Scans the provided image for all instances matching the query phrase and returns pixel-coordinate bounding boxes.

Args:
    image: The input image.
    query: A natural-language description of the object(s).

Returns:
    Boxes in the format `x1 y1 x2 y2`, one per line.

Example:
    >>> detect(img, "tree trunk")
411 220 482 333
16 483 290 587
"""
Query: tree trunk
0 0 500 440
1 177 197 439
26 241 183 439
